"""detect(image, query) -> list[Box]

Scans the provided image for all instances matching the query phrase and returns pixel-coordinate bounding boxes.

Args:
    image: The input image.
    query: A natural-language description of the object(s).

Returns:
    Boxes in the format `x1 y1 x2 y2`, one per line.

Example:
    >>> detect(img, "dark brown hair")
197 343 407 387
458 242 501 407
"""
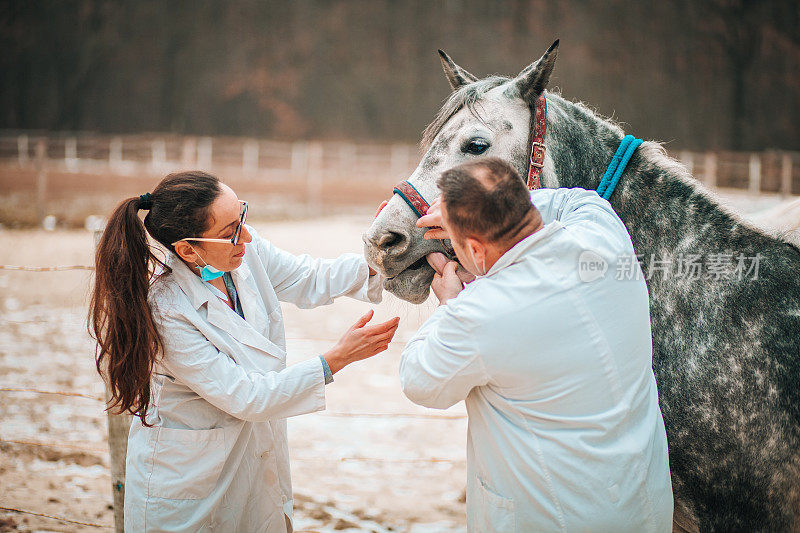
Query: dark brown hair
89 171 221 425
438 157 537 244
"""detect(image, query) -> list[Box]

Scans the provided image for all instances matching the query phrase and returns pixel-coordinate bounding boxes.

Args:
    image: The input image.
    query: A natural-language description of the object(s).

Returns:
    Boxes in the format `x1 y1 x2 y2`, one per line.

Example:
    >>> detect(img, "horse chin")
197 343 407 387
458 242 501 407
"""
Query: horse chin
383 259 435 304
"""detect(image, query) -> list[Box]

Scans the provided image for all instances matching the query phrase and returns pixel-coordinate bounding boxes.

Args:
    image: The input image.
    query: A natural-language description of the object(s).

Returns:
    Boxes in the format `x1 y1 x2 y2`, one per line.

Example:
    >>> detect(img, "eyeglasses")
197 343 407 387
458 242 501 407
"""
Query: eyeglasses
172 201 248 247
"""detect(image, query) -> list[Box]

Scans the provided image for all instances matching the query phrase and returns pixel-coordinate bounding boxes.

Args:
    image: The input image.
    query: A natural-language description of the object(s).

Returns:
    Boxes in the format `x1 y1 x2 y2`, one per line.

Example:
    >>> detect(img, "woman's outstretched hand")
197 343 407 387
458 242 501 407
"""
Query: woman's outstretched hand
324 310 400 374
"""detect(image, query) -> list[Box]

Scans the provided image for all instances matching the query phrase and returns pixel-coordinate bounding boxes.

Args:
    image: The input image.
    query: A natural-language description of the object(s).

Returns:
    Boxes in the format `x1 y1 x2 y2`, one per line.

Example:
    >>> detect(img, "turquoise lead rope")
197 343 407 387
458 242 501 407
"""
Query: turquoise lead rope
596 134 643 200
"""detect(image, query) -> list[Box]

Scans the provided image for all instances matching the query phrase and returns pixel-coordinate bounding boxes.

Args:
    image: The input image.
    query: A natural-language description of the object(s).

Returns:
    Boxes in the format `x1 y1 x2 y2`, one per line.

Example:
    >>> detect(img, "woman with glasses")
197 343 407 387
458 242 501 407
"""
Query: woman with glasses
90 170 398 532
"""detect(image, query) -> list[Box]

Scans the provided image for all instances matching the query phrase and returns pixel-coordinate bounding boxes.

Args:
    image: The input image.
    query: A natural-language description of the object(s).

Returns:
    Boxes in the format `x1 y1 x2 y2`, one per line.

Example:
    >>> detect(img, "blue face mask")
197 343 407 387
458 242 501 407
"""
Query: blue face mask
190 246 226 281
198 263 224 281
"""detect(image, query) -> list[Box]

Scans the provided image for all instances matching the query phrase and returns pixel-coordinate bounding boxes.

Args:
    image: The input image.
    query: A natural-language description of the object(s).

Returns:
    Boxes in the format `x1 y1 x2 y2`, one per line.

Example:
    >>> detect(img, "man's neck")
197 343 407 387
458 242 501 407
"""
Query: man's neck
485 215 545 271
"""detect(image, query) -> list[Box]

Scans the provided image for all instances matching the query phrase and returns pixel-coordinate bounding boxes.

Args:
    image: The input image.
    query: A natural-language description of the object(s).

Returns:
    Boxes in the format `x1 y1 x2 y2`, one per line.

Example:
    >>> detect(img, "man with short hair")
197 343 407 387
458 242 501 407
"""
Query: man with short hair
400 157 673 532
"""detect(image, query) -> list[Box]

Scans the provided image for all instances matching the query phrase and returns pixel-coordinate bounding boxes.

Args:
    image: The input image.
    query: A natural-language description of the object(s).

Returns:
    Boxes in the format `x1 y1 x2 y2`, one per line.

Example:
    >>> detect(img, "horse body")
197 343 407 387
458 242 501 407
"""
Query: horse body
364 43 800 531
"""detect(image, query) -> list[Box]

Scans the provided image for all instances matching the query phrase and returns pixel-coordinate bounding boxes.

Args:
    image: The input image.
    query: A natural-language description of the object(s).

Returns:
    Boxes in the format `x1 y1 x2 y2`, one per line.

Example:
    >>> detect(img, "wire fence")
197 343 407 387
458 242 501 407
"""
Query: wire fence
0 506 112 529
0 262 466 529
0 264 95 271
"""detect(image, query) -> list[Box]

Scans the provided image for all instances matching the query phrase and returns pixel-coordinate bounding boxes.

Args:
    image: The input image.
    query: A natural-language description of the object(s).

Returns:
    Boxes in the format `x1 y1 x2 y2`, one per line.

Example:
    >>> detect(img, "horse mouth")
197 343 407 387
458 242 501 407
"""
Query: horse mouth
383 256 436 302
385 256 429 280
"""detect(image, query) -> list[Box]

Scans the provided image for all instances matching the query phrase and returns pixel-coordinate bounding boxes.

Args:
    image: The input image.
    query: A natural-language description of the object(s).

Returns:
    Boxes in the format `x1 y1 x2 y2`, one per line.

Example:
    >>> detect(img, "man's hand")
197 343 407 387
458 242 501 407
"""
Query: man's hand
416 198 449 240
427 253 465 305
427 250 476 286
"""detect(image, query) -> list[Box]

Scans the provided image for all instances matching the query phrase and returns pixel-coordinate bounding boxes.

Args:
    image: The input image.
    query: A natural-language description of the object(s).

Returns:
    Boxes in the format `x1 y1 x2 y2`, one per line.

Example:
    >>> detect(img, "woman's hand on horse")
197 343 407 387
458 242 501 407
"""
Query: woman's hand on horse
324 310 400 374
417 199 450 240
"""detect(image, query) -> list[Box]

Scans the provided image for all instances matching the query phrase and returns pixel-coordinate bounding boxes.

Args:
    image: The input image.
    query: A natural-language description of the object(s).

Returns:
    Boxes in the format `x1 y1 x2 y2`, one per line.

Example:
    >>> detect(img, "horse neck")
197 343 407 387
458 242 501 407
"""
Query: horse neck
543 94 623 191
541 94 767 256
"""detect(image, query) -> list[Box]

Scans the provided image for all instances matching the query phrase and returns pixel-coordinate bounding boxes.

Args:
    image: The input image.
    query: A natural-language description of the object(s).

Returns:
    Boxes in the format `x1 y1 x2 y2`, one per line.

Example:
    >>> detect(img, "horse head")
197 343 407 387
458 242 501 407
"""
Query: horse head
363 41 560 303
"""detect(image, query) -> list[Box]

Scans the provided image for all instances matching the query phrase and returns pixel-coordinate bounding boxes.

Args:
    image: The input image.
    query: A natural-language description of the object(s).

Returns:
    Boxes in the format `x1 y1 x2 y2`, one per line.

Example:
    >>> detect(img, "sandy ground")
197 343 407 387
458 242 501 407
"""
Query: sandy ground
0 189 796 532
0 213 467 533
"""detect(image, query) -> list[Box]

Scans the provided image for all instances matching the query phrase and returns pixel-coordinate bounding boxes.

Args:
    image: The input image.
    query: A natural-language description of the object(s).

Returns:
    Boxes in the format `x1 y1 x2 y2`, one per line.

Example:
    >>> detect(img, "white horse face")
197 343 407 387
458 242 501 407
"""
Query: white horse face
363 85 531 303
363 42 559 303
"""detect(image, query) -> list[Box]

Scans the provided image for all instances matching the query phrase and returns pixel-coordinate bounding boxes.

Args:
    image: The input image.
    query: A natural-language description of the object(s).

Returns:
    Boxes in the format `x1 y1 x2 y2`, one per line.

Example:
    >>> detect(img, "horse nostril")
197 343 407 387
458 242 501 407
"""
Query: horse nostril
377 231 406 251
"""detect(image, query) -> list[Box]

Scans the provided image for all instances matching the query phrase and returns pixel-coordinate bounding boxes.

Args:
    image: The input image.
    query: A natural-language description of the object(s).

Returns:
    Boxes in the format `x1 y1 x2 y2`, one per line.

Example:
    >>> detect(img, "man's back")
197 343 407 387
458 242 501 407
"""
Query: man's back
401 188 673 532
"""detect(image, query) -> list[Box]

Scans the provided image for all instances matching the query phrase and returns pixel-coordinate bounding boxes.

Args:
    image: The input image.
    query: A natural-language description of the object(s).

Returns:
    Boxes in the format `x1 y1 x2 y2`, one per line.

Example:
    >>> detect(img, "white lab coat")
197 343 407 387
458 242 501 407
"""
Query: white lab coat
400 188 673 532
124 225 382 533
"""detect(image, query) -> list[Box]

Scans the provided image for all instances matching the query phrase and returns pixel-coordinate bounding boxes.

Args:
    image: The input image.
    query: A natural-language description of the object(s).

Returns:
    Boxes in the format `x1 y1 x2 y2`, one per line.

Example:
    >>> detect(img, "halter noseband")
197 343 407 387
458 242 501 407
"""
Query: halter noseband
393 180 431 217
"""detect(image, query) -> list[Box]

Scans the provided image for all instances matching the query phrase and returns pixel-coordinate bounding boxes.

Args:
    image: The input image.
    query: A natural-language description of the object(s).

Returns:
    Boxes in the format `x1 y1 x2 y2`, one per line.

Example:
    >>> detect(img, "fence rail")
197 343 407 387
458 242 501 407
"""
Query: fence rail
0 132 420 184
2 131 799 195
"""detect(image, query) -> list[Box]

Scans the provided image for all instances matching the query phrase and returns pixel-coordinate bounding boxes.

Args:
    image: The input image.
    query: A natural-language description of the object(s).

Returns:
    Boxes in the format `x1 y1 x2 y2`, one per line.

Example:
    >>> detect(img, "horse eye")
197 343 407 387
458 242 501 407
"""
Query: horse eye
463 139 490 155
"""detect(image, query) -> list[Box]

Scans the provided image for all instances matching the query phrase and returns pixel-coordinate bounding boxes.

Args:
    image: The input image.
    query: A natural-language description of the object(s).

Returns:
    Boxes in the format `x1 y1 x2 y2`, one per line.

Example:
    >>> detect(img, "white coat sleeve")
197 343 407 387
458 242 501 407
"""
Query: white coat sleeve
399 304 489 409
251 232 383 308
158 310 326 421
531 187 633 253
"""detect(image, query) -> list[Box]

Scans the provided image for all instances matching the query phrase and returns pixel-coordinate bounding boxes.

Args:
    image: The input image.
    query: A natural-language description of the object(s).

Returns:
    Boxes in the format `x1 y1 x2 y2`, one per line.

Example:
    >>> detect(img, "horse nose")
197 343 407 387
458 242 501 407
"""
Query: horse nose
365 227 411 256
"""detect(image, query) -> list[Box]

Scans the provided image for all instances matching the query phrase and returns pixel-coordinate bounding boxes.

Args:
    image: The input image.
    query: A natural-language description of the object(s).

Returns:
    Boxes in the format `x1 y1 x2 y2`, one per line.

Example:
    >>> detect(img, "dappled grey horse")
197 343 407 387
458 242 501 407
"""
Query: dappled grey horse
364 42 800 531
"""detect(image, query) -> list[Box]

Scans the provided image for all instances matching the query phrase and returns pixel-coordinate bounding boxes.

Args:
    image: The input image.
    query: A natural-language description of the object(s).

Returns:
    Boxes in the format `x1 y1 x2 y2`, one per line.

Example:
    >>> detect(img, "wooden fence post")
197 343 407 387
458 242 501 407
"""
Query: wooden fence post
94 229 132 533
151 139 166 172
305 142 323 215
197 137 213 170
290 141 307 182
243 139 259 176
679 151 694 177
109 137 123 172
748 153 761 195
781 153 793 197
17 134 29 166
704 152 717 188
182 137 197 168
35 139 47 225
65 137 78 172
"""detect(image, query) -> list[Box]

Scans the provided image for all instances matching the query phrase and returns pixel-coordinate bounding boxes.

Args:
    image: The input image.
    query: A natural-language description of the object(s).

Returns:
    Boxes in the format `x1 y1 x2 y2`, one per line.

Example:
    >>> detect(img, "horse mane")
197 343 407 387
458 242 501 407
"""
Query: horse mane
544 91 784 242
421 76 509 151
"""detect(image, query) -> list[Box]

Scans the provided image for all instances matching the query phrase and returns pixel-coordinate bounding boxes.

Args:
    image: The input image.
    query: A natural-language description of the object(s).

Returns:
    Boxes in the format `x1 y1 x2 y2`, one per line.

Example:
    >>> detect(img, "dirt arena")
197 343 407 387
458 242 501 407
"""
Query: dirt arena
0 188 793 532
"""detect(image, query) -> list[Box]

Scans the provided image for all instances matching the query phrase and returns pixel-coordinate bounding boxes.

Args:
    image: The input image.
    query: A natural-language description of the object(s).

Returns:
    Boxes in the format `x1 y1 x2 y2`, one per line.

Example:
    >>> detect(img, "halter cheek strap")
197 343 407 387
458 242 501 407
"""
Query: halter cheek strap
393 180 431 217
526 94 548 190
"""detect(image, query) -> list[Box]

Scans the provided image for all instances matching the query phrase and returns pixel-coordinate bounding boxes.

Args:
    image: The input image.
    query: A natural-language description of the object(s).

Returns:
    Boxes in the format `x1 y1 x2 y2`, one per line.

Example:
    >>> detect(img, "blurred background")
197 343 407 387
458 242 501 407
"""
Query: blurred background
1 0 799 226
0 1 799 532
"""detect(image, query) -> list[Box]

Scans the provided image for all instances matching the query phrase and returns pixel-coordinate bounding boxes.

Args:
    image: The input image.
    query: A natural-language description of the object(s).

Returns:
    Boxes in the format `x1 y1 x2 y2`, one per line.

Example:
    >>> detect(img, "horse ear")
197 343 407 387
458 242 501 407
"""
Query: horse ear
438 50 478 90
514 39 559 103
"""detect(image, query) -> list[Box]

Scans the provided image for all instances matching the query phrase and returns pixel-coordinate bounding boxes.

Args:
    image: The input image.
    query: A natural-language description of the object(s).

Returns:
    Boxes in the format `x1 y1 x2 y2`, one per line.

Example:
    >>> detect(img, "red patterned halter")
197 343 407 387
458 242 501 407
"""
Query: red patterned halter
392 94 548 216
526 94 547 190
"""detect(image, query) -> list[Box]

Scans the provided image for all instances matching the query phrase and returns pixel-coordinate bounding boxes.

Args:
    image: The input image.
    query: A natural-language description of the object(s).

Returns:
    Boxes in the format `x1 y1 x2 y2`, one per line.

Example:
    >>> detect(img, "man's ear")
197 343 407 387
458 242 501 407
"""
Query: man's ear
465 236 486 260
173 242 198 264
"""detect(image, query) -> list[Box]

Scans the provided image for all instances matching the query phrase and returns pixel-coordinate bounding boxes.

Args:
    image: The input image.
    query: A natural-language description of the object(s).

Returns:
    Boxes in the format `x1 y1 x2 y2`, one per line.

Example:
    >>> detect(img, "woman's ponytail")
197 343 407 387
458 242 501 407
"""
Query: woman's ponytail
89 171 220 425
89 196 163 425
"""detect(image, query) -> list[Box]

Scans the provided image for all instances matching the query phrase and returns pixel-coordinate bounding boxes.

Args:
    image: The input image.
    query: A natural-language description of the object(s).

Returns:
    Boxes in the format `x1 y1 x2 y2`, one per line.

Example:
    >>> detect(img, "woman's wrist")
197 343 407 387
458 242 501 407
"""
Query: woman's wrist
323 349 347 374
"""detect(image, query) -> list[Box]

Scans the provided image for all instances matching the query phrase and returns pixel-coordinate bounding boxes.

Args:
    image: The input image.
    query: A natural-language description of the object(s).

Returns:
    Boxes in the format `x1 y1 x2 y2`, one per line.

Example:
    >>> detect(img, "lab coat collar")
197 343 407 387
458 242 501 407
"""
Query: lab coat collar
165 249 286 360
484 220 564 277
165 249 252 311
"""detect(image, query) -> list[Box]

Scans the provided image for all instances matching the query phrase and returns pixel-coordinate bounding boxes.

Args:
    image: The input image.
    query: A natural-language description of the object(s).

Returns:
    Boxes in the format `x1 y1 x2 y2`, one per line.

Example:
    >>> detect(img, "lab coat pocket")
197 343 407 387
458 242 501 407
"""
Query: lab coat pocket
147 426 226 500
473 476 516 533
